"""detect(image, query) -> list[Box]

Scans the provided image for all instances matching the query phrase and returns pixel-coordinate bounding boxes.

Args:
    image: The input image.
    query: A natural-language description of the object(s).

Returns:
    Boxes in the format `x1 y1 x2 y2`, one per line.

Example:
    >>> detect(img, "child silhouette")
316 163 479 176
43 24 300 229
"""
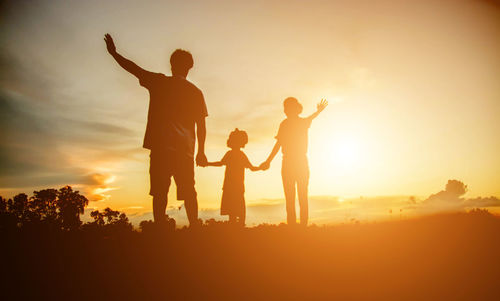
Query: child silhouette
260 98 328 226
207 129 262 225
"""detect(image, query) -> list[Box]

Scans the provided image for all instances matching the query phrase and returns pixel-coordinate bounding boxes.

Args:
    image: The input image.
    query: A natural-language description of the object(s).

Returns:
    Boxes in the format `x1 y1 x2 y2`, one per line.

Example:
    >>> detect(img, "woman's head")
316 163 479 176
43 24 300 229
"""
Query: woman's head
283 97 303 117
227 128 248 149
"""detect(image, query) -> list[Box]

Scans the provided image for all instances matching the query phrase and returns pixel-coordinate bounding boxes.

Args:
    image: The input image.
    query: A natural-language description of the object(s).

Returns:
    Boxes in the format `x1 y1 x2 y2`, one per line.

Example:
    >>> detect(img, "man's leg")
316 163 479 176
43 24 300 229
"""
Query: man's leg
184 195 199 226
175 154 199 227
152 195 168 223
149 151 171 224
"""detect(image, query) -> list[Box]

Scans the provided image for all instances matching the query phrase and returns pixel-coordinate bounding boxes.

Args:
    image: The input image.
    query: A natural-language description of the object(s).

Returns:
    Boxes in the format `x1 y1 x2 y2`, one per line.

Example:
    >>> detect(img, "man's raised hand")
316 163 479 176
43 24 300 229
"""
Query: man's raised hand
104 33 116 55
317 99 328 113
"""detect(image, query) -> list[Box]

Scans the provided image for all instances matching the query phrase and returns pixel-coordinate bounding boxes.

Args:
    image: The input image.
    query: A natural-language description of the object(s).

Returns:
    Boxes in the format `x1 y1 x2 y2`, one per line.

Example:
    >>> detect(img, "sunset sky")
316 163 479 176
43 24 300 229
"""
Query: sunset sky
1 0 499 225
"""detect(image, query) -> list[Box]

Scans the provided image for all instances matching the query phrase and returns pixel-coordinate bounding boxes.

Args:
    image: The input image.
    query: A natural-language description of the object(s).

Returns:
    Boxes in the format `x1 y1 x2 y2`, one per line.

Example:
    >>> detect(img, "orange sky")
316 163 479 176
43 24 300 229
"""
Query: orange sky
1 0 499 225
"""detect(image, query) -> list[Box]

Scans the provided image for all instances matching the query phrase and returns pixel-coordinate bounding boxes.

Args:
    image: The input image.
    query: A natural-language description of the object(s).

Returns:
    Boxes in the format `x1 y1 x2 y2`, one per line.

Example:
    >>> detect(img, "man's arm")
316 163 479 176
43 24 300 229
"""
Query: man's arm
259 141 281 170
104 33 150 78
196 117 208 167
306 99 328 122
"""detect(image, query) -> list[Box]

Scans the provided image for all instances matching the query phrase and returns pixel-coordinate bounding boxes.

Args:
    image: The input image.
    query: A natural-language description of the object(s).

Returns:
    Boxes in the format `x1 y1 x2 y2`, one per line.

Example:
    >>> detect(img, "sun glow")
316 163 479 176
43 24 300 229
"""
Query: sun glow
333 138 362 170
314 133 365 174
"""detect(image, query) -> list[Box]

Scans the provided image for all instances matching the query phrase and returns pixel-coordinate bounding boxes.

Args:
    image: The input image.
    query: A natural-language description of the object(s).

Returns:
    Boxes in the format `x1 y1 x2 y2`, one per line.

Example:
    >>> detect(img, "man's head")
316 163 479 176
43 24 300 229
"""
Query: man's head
283 97 303 117
170 49 193 77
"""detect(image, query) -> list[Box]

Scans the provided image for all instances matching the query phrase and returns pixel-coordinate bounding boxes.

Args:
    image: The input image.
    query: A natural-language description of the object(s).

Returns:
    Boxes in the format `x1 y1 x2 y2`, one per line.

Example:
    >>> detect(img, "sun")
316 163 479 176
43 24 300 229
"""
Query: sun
335 138 361 169
311 132 365 175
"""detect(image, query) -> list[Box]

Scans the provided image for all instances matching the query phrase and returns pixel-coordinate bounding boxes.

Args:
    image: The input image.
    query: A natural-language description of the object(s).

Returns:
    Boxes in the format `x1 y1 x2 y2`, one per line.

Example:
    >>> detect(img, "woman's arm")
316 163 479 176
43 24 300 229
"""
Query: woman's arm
259 141 281 170
305 99 328 122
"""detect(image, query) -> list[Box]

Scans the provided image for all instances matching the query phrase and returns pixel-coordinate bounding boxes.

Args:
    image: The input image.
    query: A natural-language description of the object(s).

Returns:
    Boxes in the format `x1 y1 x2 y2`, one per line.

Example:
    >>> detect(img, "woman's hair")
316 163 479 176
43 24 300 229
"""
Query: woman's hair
283 97 303 116
227 128 248 149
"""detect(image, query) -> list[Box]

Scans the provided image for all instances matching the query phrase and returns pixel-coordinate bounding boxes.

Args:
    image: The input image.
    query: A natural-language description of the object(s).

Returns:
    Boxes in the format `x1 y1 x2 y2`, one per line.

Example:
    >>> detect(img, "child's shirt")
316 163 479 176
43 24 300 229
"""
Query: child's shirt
221 150 252 193
275 117 312 159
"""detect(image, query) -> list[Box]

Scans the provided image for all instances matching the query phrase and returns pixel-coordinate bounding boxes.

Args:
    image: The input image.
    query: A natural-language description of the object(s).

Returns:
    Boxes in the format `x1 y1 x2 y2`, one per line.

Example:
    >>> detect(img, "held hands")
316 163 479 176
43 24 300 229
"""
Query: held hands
104 33 117 55
317 99 328 113
196 152 208 167
259 161 271 171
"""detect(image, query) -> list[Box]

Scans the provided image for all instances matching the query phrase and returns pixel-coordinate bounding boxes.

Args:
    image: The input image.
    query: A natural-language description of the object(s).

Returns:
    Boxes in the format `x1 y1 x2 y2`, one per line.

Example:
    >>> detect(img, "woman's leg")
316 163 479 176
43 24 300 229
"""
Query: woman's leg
282 162 297 225
297 173 309 226
297 160 310 226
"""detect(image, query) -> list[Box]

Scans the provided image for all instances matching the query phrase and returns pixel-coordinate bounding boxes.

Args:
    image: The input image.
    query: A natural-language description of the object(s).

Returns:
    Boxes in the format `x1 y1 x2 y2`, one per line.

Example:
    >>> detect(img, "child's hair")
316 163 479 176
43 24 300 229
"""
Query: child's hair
283 97 303 116
227 128 248 149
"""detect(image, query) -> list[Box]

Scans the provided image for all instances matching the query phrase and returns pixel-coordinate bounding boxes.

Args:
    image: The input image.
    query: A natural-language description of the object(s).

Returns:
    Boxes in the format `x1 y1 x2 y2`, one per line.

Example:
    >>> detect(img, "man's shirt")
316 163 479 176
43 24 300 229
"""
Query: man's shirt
139 72 208 157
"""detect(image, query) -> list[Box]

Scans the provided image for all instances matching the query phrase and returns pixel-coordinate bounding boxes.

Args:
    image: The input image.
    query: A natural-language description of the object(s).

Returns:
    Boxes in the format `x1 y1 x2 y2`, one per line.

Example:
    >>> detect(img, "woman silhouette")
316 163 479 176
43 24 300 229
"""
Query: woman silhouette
261 98 328 226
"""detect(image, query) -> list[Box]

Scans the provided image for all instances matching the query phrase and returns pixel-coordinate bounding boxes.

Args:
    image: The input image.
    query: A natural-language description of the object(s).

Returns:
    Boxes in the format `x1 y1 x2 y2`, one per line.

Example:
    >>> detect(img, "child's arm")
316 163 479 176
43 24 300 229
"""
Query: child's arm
206 161 224 167
242 153 262 171
306 99 328 121
259 141 281 170
248 164 261 171
206 152 229 167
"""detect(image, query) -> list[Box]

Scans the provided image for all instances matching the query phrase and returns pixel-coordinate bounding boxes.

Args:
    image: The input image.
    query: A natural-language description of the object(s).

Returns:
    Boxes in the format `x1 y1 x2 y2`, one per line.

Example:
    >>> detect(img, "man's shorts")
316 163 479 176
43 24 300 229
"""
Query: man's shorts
149 150 197 200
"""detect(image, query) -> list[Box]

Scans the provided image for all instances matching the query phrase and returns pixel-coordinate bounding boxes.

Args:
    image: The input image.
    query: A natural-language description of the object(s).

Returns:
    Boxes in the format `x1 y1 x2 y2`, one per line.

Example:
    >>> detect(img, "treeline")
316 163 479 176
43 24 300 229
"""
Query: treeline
0 186 135 234
0 185 251 235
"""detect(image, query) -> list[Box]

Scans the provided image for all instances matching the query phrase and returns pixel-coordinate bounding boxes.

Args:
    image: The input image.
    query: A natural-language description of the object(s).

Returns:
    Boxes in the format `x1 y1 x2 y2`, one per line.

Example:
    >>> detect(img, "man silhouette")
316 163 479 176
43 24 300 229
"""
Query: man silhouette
104 34 208 227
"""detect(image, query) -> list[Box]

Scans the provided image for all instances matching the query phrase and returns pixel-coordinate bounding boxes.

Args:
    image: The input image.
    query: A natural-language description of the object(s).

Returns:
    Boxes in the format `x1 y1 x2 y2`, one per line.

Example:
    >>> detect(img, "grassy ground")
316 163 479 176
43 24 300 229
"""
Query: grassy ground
2 211 500 300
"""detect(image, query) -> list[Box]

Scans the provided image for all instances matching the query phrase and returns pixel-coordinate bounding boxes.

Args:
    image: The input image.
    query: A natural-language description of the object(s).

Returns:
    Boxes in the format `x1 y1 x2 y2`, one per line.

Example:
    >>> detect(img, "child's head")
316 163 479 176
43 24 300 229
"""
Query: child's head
227 128 248 149
283 97 303 117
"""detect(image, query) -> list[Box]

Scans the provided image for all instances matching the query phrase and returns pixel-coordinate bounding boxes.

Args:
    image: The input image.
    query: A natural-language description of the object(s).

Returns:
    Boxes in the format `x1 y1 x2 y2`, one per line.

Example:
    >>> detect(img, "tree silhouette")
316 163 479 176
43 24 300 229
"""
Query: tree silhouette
0 196 17 230
139 219 155 232
0 186 137 234
8 193 29 227
56 186 89 231
87 207 133 233
0 186 89 231
139 215 175 234
90 210 105 226
30 188 58 225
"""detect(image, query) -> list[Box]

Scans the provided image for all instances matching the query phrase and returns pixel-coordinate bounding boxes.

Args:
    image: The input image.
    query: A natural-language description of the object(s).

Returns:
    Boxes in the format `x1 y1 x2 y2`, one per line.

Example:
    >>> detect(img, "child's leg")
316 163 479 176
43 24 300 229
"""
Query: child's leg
282 165 297 225
238 205 246 226
229 215 237 223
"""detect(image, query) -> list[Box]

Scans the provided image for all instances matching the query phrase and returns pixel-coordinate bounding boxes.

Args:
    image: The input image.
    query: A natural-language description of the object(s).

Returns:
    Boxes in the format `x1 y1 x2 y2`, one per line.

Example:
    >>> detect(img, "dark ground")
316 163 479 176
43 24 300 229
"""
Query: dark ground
2 211 500 300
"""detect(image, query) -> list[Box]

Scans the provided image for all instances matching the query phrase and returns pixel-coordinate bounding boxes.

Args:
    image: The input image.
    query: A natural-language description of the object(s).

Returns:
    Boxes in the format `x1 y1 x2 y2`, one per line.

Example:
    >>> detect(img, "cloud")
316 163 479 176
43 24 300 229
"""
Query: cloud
0 49 141 195
80 173 118 202
417 180 500 213
0 91 138 185
464 197 500 208
0 92 72 186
